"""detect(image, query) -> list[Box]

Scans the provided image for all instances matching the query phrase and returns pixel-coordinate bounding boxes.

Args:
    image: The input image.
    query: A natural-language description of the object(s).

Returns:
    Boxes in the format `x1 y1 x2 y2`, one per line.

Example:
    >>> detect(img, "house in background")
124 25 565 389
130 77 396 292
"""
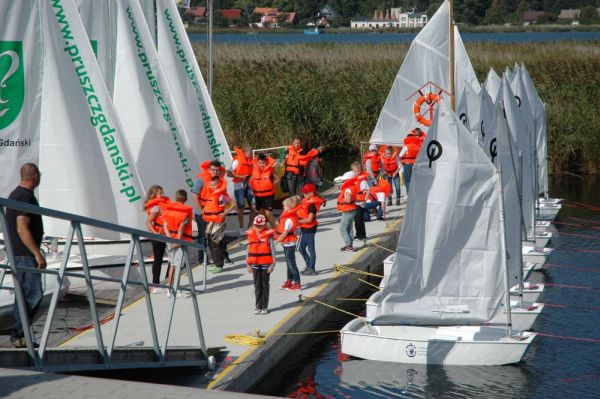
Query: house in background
184 6 207 24
252 7 298 28
522 10 545 25
351 8 427 29
217 9 242 25
558 9 581 24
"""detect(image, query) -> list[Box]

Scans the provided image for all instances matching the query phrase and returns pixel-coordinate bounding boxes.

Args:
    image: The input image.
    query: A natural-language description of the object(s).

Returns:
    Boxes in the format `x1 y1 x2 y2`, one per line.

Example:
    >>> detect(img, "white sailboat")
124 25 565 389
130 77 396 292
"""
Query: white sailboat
369 0 478 145
341 101 535 365
483 68 502 103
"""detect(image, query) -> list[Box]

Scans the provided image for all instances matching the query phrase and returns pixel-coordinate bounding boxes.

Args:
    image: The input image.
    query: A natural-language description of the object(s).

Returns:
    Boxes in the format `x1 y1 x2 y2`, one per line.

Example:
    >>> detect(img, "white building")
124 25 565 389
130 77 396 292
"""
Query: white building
351 8 427 29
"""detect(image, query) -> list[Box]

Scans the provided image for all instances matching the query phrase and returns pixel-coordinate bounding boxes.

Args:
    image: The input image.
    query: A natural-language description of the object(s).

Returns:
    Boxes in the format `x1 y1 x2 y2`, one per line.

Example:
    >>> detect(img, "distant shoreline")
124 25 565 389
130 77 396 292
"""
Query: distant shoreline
185 24 600 35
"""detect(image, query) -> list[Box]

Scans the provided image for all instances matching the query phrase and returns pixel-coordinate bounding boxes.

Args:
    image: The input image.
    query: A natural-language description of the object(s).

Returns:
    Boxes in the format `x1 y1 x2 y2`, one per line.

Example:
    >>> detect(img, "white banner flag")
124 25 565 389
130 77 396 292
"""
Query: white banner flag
0 1 42 198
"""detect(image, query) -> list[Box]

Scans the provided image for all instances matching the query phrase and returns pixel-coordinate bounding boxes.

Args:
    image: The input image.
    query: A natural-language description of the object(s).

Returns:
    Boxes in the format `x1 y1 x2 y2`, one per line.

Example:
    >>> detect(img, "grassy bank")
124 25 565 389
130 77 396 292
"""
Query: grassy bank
192 41 600 175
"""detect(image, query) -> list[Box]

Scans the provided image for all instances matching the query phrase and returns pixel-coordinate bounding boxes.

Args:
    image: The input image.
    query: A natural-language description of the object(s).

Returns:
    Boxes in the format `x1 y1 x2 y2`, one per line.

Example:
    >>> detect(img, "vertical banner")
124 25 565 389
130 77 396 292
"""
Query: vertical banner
156 0 233 174
0 0 42 198
39 0 145 237
112 0 197 199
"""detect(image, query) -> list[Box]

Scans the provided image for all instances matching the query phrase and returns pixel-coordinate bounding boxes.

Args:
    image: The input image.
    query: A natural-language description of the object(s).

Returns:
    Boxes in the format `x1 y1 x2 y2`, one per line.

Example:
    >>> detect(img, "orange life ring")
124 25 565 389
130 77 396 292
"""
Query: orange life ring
413 93 440 127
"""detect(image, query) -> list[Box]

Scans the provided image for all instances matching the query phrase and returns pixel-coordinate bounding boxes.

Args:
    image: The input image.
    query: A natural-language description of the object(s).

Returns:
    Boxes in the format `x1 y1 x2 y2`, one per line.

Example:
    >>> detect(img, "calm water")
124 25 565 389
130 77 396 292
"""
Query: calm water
254 176 600 398
188 31 600 45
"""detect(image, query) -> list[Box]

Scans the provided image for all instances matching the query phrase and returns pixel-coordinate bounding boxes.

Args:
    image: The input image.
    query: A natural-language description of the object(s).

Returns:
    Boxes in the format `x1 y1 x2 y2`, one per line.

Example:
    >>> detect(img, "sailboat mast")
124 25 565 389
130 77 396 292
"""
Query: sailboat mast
208 0 214 96
449 0 455 111
497 168 513 337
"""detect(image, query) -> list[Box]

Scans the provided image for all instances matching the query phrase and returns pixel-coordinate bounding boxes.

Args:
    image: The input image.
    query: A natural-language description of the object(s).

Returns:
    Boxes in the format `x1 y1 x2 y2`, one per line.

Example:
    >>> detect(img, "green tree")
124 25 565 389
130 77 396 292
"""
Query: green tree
580 5 600 23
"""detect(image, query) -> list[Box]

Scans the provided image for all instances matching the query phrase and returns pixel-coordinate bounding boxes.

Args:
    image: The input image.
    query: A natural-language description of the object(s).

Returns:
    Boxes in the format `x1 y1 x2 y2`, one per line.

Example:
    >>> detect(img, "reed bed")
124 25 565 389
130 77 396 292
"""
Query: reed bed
192 41 600 174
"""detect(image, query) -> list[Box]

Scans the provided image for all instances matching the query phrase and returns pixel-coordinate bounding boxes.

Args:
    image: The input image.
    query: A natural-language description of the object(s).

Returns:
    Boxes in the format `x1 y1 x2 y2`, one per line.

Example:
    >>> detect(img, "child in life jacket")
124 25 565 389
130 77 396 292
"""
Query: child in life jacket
276 197 301 291
246 215 276 315
144 184 170 293
204 177 234 274
297 183 325 275
162 189 194 298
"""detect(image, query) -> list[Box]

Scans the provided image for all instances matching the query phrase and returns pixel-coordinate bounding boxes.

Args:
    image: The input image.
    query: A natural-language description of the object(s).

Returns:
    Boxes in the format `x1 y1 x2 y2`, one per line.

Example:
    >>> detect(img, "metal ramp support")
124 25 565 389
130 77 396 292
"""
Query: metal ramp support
0 197 213 372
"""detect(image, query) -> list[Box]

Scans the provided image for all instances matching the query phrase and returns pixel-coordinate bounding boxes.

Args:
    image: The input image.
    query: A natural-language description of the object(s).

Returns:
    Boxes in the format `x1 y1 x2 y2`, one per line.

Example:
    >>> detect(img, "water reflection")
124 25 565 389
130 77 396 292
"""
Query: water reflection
340 360 532 398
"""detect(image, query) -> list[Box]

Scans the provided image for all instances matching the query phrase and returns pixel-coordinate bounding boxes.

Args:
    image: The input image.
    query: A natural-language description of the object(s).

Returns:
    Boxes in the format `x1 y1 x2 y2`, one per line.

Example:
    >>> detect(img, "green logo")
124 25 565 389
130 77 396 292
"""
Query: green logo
0 42 24 130
90 40 98 58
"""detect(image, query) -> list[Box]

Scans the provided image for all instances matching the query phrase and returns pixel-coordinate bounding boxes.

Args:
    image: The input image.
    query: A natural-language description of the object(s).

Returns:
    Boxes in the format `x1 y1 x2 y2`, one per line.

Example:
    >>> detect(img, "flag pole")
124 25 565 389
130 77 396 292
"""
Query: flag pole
449 0 455 111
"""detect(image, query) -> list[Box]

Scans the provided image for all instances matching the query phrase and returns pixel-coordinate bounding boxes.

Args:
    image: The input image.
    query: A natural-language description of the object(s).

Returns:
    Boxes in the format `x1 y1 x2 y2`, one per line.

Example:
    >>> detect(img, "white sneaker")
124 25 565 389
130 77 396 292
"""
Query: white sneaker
166 290 172 298
176 290 191 298
150 287 165 294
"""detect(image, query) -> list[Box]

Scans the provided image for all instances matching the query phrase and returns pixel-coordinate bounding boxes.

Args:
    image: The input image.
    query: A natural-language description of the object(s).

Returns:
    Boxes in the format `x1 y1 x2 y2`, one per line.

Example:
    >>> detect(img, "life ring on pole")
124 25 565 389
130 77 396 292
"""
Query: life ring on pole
413 93 440 127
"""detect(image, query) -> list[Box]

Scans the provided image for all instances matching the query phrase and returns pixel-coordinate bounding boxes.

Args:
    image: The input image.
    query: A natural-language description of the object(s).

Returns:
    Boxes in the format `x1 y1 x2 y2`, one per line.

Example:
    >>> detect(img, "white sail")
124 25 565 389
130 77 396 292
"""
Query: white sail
0 1 43 199
375 101 505 325
111 0 198 197
369 0 478 145
454 26 480 94
74 0 116 95
456 81 481 144
156 0 233 171
521 64 548 197
478 85 497 155
483 68 501 103
491 102 523 287
38 0 145 237
501 76 535 240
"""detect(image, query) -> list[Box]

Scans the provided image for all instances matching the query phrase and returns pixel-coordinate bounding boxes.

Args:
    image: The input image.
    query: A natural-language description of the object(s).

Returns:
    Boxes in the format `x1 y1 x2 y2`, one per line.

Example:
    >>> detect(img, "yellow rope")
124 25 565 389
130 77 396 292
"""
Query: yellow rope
335 264 384 278
312 299 364 319
368 242 395 254
356 277 381 290
224 334 265 346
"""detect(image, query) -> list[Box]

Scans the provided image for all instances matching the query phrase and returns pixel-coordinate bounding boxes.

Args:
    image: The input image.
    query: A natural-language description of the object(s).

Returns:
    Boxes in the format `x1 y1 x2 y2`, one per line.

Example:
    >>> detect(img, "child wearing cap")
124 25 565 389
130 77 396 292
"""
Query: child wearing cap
246 215 276 314
276 197 301 291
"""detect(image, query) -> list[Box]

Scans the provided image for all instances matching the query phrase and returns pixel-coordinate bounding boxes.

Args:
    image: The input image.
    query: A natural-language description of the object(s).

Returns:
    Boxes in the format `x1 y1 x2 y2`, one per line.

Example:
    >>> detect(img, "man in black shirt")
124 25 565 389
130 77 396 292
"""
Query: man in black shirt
6 163 45 348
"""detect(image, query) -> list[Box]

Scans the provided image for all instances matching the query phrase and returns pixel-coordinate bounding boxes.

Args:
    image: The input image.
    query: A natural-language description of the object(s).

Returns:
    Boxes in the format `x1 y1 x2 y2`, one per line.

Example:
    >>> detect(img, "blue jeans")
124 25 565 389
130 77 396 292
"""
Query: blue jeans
402 164 413 193
339 210 356 247
298 230 316 271
194 214 207 261
11 256 43 341
234 184 254 209
283 245 300 283
385 174 401 200
363 200 383 221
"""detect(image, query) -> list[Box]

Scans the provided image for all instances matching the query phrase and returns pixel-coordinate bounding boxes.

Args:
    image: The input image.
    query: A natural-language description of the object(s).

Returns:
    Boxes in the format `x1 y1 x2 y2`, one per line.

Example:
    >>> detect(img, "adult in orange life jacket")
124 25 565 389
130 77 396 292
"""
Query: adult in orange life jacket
246 215 276 314
162 189 194 298
399 128 422 193
337 171 358 252
226 145 256 235
363 144 382 186
380 145 401 206
203 177 234 274
250 154 279 228
283 138 321 196
298 183 325 276
350 162 369 241
192 160 227 265
276 197 302 291
144 185 170 292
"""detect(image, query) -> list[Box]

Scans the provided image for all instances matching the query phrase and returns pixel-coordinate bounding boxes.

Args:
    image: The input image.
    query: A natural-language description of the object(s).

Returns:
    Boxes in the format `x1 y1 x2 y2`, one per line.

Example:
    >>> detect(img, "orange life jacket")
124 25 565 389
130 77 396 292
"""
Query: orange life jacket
246 228 275 265
402 133 421 165
202 186 228 223
285 145 302 175
250 157 276 198
275 207 299 244
232 147 253 183
380 147 400 175
298 148 319 168
362 151 381 174
377 177 392 197
196 160 227 207
145 197 170 234
163 201 194 242
297 196 324 229
368 186 386 202
354 172 369 203
337 178 358 212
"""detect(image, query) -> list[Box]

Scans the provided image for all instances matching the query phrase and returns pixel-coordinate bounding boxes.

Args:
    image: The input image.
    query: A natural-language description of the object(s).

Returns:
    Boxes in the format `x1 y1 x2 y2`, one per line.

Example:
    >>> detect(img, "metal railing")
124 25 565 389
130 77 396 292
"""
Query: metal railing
0 196 208 371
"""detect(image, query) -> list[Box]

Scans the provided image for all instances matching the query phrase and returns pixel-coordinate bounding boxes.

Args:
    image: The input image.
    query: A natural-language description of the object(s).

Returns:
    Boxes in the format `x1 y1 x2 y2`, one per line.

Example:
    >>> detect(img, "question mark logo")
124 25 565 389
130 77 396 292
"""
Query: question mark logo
490 138 498 163
426 140 443 168
514 95 521 107
0 43 25 130
459 113 468 126
480 120 485 139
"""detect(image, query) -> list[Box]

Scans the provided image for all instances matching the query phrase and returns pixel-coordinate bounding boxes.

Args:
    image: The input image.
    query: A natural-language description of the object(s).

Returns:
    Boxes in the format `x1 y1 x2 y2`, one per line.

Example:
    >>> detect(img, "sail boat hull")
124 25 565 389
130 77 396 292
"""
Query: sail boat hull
522 244 553 265
340 319 535 365
536 203 561 221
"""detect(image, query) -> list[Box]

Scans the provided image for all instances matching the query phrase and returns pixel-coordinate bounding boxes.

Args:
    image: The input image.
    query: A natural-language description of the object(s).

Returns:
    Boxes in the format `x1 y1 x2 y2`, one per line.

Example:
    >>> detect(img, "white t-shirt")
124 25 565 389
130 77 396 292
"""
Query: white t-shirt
230 159 244 190
282 217 296 247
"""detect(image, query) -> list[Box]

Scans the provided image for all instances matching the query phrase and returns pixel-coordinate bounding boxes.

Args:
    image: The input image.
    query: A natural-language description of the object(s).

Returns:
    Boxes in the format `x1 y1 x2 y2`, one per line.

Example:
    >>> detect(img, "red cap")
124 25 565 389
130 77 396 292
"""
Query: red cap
253 215 266 226
302 183 317 194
